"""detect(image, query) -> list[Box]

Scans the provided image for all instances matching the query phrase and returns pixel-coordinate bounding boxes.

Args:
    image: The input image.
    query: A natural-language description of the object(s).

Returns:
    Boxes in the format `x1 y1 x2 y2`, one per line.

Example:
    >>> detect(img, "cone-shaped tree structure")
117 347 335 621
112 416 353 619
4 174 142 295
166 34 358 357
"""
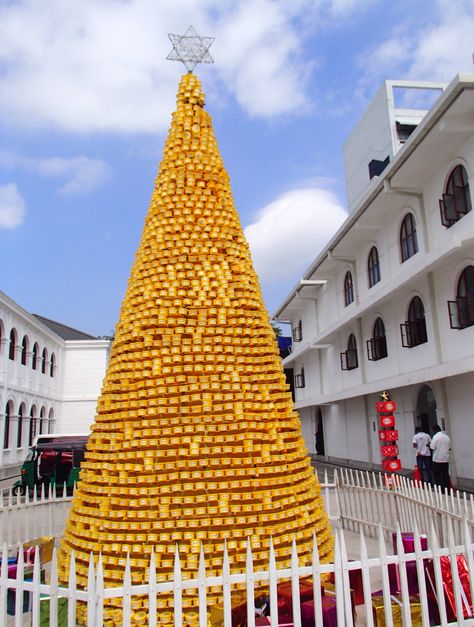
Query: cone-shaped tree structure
59 73 333 626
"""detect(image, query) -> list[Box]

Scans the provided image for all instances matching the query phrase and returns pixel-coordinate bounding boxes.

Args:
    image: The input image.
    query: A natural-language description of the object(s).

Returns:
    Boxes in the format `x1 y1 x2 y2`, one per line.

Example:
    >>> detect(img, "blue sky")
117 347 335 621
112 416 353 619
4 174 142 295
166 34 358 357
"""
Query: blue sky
1 0 473 336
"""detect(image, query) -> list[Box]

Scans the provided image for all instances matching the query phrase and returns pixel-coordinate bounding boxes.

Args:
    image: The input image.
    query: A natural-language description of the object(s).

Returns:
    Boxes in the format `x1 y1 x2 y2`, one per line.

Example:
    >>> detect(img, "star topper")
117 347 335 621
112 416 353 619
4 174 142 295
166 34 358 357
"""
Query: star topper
167 26 215 73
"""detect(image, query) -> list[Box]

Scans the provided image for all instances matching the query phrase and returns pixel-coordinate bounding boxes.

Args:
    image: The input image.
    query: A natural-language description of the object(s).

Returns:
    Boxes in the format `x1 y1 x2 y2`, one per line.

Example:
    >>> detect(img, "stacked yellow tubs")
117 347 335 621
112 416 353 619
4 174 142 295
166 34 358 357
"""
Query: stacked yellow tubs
58 73 333 626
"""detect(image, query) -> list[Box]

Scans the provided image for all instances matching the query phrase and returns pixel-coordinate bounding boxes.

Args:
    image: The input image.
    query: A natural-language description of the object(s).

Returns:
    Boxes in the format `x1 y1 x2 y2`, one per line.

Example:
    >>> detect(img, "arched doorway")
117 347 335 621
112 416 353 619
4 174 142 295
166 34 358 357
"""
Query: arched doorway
416 385 438 434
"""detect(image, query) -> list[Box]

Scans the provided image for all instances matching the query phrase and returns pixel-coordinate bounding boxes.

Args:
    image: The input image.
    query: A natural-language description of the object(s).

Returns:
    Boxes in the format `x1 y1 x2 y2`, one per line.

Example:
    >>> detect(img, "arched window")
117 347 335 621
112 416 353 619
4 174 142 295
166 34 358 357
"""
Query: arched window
21 335 28 366
400 213 418 262
17 403 25 448
48 408 54 433
50 353 56 377
367 247 381 288
344 271 354 306
32 343 39 370
29 406 37 446
401 296 428 347
39 407 46 435
0 320 3 353
341 333 358 370
367 317 387 361
3 401 12 449
440 165 472 227
41 348 48 374
448 265 474 329
9 329 17 361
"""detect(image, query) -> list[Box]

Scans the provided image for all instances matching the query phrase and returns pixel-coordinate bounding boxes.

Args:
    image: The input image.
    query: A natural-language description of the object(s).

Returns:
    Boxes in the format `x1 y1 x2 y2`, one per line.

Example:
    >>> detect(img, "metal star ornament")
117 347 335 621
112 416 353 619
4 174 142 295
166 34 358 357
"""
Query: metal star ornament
167 26 214 73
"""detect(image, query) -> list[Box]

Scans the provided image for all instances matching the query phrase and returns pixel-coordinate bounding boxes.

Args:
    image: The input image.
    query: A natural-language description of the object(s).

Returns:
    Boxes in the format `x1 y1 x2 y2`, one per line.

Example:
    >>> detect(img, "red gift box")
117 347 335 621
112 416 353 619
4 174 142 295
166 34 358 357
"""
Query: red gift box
301 597 337 627
379 415 396 427
381 445 399 457
425 555 473 622
379 430 398 441
376 401 397 413
382 459 401 471
277 579 314 619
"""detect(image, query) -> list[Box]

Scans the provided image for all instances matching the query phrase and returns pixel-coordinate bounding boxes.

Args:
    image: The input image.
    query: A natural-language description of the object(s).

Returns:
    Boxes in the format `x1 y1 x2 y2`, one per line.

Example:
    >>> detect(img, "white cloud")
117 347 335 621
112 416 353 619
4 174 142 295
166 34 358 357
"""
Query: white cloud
0 151 109 194
0 183 26 229
0 0 373 133
244 188 347 284
358 0 474 87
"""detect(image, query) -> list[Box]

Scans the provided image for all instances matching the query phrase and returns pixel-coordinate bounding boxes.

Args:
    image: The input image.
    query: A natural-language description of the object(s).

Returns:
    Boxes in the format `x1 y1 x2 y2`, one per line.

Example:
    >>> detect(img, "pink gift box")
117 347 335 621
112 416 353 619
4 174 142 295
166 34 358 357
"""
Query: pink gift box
392 532 428 554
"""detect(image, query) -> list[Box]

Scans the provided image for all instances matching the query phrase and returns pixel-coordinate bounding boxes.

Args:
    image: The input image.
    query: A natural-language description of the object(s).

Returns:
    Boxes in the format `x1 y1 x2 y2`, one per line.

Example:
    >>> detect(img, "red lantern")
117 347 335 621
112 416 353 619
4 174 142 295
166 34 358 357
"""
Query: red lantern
381 445 399 457
382 459 402 472
376 400 397 413
379 429 399 441
379 414 395 427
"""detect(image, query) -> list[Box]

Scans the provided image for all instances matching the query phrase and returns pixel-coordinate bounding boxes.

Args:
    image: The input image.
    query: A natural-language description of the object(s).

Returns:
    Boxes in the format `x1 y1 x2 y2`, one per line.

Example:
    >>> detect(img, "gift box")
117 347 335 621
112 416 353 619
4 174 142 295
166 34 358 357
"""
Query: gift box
277 578 315 618
208 592 247 627
255 617 293 627
22 536 54 564
39 596 68 627
425 555 473 622
382 459 401 472
391 532 428 554
379 430 398 441
379 415 395 428
388 561 420 595
381 445 399 458
376 401 397 413
301 597 337 627
371 592 422 626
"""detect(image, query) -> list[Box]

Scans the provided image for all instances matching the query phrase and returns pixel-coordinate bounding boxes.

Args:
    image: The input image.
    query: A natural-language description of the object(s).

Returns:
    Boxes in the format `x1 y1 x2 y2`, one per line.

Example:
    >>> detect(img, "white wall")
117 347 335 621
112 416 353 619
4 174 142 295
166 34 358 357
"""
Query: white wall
60 341 110 433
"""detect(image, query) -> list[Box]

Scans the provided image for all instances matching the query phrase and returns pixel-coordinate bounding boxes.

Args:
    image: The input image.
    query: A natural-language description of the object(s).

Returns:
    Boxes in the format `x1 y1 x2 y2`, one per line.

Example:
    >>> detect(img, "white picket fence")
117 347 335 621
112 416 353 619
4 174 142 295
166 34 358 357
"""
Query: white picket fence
335 468 474 545
2 470 474 625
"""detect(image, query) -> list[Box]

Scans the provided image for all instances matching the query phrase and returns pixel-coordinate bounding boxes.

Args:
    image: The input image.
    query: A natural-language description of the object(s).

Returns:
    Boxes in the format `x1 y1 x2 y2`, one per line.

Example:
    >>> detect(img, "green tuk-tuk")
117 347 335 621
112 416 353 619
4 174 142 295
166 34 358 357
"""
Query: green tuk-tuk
12 433 88 496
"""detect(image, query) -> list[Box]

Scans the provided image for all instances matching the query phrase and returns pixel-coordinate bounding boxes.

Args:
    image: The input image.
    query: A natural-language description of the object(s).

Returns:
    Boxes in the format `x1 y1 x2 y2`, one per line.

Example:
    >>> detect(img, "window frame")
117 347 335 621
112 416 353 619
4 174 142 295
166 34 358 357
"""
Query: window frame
292 320 302 343
41 348 48 374
439 165 472 228
400 296 428 347
341 333 359 370
367 317 388 361
448 265 474 329
21 335 28 366
3 402 11 449
344 271 354 306
367 246 381 288
9 329 16 361
400 213 418 262
295 368 305 389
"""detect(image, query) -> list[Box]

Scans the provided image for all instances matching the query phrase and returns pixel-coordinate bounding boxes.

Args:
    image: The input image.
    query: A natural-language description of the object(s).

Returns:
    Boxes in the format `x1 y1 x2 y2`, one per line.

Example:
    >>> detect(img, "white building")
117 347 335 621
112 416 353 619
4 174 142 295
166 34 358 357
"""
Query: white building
0 291 110 480
274 74 474 490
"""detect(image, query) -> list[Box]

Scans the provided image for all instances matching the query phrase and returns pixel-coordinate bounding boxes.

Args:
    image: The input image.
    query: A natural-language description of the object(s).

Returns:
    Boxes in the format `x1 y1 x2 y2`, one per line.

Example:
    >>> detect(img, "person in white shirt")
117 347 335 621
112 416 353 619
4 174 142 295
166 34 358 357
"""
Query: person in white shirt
430 424 451 492
412 426 432 484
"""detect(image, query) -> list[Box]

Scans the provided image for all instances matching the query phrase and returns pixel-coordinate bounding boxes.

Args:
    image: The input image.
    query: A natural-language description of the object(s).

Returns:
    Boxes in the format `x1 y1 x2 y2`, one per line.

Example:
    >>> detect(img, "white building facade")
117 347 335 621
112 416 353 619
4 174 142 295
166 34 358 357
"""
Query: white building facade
275 75 474 490
0 291 110 481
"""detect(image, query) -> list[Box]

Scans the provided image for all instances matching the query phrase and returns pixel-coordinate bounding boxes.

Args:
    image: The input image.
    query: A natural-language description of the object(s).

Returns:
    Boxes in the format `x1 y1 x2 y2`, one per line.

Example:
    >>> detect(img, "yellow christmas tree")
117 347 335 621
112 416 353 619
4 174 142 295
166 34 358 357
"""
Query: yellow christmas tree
58 61 333 625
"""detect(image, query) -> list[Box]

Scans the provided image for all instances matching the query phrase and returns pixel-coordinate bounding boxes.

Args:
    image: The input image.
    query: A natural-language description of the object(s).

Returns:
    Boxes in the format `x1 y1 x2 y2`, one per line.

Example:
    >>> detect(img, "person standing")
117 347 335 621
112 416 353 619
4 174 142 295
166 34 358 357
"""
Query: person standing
430 424 451 492
412 426 432 484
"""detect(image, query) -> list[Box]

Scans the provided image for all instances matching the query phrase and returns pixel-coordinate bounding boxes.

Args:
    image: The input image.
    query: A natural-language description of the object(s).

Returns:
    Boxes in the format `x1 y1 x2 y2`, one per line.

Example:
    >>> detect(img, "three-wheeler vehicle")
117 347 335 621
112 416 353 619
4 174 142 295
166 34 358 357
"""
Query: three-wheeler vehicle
12 433 88 496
